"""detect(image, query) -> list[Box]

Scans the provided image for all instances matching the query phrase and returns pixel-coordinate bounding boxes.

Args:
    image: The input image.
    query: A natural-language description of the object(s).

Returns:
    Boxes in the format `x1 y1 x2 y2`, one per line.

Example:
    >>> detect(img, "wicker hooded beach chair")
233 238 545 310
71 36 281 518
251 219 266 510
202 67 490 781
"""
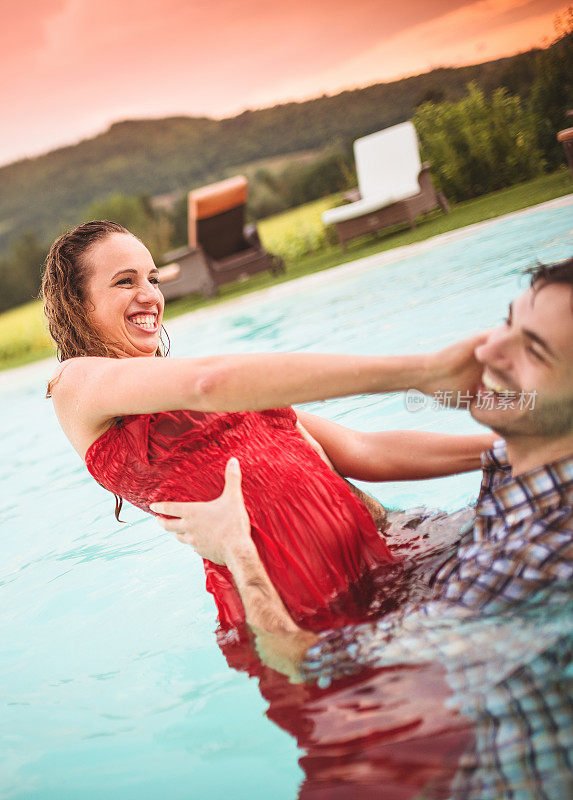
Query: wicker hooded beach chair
159 175 284 299
322 121 448 250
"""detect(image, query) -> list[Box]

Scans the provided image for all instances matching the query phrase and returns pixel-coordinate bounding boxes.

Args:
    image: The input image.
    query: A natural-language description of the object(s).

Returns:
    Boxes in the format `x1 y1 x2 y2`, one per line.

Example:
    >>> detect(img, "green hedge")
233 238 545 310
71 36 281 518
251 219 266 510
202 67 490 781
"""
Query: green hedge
414 84 543 201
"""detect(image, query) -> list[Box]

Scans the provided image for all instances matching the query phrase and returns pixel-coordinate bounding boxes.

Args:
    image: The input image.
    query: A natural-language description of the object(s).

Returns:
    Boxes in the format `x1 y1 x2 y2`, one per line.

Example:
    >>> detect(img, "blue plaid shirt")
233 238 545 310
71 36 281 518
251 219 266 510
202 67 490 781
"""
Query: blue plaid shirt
300 442 573 798
429 439 573 613
303 441 573 677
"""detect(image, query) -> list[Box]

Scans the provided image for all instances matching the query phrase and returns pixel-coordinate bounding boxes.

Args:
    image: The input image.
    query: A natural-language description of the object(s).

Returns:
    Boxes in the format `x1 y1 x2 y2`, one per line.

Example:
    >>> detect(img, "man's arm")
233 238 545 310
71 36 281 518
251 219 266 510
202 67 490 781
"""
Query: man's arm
151 459 318 678
226 541 319 680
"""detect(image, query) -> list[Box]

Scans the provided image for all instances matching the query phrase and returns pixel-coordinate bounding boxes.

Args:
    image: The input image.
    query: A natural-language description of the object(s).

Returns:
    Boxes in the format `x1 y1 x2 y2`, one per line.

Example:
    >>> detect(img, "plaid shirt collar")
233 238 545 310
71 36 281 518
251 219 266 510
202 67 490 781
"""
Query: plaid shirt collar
475 439 573 540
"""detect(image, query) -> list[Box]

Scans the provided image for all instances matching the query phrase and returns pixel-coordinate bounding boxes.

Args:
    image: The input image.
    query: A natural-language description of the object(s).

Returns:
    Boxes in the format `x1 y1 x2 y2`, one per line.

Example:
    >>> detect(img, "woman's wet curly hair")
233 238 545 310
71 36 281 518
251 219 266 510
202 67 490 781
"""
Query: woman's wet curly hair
42 220 169 522
42 220 168 362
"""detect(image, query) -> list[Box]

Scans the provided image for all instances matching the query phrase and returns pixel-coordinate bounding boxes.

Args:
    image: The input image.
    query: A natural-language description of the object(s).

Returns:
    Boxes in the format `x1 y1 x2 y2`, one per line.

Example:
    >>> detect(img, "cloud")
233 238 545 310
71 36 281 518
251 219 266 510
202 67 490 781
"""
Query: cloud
13 1 479 77
1 0 66 55
0 0 567 165
288 0 567 94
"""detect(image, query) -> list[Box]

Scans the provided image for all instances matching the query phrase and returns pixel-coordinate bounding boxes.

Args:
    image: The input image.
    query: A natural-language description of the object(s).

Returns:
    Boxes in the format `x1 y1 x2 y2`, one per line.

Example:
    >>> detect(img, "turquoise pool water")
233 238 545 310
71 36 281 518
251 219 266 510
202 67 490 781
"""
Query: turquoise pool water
1 199 572 799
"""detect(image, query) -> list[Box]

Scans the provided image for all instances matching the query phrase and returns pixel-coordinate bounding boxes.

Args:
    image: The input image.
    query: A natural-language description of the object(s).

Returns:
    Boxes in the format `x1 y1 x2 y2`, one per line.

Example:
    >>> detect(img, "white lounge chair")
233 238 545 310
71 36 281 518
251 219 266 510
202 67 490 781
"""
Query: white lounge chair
322 121 448 250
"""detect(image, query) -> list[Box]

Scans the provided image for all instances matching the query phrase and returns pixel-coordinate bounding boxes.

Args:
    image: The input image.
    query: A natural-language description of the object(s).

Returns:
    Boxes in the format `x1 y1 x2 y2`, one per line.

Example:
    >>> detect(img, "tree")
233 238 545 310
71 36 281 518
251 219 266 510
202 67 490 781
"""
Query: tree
0 232 47 312
85 193 173 262
414 84 542 201
529 15 573 169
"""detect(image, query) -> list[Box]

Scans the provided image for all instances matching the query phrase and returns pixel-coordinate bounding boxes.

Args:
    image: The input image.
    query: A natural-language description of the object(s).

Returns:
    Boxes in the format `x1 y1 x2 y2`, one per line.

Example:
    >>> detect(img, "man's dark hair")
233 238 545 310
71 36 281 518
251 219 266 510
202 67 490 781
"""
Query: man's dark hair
527 256 573 291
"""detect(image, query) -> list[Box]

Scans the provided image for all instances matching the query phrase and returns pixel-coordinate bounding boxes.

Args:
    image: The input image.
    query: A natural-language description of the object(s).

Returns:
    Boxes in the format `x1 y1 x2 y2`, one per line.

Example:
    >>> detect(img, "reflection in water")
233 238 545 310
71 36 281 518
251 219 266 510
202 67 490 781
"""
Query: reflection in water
450 628 571 799
304 591 572 799
225 513 572 799
224 642 472 800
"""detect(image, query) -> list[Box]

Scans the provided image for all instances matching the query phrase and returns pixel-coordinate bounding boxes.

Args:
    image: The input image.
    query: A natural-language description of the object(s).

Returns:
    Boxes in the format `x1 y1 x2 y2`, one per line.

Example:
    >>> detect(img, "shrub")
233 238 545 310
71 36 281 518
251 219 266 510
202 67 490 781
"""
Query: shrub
414 83 543 201
529 26 573 169
280 153 352 207
0 232 47 313
258 196 340 262
248 149 355 219
0 300 52 363
247 182 289 220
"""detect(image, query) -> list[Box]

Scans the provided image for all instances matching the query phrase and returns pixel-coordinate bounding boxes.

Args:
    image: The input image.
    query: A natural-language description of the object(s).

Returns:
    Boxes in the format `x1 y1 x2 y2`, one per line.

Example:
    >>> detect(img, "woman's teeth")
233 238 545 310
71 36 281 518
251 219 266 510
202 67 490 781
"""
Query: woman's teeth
130 314 157 330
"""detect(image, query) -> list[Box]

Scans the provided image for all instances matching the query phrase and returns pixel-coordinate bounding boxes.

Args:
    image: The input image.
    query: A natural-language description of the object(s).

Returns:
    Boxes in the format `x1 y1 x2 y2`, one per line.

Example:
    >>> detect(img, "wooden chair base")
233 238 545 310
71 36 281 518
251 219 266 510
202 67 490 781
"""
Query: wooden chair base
333 165 449 251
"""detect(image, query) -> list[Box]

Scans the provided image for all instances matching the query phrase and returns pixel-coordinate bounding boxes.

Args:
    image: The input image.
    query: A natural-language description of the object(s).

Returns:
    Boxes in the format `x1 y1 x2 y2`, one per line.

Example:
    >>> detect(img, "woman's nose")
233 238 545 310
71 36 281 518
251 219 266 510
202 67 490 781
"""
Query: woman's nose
136 282 161 304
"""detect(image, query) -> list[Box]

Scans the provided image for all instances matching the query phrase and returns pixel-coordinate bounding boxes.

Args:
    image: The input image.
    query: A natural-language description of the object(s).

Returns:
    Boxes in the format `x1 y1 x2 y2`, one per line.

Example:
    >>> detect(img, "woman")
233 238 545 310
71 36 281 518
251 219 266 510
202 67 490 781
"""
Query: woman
43 220 493 632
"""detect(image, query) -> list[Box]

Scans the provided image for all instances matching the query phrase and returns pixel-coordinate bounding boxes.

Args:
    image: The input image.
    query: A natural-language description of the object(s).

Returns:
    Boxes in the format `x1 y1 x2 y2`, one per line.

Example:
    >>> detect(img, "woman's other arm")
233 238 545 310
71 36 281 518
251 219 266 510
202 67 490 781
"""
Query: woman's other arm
296 410 497 481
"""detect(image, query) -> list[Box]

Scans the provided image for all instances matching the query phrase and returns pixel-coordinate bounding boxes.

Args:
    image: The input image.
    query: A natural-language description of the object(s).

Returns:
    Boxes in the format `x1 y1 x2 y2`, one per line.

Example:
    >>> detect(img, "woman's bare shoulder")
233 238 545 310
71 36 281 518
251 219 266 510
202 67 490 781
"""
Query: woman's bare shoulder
49 356 111 396
49 358 117 459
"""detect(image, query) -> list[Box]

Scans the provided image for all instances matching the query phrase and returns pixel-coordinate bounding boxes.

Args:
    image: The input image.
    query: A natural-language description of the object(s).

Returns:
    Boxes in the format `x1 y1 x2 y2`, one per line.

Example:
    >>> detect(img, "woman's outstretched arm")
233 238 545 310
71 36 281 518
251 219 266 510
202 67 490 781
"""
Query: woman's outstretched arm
52 333 488 452
296 411 497 481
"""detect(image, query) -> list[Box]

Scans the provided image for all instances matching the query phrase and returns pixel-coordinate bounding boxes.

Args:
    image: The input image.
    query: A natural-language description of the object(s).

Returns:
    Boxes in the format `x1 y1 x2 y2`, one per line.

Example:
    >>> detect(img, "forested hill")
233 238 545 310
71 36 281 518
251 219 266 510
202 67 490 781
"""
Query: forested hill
0 48 540 254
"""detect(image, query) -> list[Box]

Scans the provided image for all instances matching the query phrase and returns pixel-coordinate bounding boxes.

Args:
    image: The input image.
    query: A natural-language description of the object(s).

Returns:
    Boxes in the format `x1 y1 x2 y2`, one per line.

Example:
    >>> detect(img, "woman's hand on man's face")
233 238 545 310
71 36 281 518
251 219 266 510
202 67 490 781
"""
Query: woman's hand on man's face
421 332 490 399
150 458 251 565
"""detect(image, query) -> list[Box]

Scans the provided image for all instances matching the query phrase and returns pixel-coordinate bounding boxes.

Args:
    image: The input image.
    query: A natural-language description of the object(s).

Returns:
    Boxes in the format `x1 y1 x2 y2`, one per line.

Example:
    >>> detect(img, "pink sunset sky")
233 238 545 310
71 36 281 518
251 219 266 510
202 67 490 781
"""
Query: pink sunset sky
0 0 567 167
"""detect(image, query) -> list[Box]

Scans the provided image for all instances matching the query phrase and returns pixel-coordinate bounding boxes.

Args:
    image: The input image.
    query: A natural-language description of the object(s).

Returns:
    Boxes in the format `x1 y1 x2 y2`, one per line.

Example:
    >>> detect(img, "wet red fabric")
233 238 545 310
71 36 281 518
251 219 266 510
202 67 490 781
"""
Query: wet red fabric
85 408 393 630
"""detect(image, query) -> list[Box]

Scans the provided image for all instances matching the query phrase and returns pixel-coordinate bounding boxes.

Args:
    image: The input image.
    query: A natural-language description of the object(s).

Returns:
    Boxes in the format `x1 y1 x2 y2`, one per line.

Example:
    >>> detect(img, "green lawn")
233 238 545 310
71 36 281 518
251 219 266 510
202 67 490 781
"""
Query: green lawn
1 168 570 373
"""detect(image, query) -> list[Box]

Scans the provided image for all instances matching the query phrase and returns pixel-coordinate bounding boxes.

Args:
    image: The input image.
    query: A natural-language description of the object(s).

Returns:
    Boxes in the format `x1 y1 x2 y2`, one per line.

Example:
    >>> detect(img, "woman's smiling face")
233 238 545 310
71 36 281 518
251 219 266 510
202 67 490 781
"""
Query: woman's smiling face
84 232 165 358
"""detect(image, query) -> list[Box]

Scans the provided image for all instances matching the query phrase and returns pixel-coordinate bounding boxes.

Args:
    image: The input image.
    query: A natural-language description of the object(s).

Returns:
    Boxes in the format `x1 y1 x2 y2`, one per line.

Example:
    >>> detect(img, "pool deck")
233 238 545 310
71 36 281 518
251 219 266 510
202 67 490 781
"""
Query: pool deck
2 192 572 390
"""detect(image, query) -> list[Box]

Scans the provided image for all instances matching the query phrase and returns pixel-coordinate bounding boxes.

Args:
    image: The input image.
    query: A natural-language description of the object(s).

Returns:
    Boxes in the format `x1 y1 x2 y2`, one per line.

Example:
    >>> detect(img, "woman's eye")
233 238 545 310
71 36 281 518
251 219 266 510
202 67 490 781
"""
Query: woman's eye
115 275 159 286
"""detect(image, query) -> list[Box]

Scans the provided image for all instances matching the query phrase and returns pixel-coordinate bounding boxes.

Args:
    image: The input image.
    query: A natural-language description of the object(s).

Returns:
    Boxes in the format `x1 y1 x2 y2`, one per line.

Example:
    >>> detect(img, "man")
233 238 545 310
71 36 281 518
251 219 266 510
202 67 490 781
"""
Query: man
151 258 573 679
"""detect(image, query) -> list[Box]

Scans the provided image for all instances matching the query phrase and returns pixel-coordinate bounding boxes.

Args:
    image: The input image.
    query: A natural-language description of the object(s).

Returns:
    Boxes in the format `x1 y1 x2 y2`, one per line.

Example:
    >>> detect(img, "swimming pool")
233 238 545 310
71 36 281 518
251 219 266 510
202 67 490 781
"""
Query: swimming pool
1 197 571 799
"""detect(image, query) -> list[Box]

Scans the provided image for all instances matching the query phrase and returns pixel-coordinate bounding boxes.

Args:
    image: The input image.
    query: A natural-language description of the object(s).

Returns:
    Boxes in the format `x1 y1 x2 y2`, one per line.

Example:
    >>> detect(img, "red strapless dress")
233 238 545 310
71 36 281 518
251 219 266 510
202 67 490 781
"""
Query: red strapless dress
85 408 393 631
